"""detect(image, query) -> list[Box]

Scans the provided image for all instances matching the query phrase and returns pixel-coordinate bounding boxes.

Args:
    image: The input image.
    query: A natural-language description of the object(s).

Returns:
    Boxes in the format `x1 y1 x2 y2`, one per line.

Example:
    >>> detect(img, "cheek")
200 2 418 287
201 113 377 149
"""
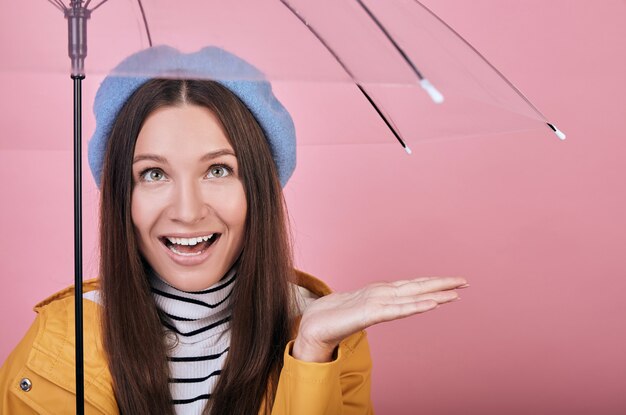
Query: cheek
131 189 160 241
233 186 248 227
212 185 247 230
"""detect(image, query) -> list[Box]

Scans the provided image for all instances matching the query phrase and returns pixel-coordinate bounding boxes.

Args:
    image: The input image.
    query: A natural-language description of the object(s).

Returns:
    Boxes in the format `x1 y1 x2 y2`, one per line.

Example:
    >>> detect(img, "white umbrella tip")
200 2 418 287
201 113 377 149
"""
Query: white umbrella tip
547 123 566 140
404 145 413 155
420 79 444 104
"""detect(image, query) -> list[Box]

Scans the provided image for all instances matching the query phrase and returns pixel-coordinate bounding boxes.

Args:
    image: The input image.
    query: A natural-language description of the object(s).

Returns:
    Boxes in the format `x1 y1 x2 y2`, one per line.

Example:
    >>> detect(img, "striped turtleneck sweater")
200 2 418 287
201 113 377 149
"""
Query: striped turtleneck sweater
149 268 237 415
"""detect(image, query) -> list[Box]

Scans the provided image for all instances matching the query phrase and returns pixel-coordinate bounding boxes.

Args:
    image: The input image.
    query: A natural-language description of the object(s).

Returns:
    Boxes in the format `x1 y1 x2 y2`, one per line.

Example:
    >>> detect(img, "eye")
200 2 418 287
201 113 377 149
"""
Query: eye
140 168 167 182
207 165 232 179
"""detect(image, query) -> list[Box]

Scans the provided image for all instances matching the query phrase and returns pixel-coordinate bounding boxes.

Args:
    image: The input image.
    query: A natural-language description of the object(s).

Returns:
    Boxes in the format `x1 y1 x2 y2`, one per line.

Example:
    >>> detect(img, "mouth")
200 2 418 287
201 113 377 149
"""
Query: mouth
160 233 221 257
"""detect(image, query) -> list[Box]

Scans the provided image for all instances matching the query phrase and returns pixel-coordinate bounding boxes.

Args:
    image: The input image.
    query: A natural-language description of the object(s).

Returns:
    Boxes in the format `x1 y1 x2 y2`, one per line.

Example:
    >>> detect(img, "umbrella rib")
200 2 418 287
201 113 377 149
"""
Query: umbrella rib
412 0 543 117
355 0 443 104
279 0 411 153
136 0 153 47
356 85 411 153
411 0 565 138
355 0 423 80
47 0 66 12
89 0 109 12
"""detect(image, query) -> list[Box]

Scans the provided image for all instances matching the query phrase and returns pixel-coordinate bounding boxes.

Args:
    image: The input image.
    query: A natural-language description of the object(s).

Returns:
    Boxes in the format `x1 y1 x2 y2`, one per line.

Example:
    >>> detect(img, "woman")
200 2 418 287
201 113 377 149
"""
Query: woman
0 46 468 415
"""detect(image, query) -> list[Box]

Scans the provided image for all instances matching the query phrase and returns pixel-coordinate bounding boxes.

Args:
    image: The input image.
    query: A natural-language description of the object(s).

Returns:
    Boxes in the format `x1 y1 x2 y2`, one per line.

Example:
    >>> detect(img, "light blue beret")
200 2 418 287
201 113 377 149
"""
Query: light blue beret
88 45 296 188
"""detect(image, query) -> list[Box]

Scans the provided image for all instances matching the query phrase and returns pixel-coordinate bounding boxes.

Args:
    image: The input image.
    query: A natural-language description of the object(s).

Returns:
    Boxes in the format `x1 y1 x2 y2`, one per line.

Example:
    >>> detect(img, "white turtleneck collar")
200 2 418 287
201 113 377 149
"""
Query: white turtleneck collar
148 267 237 345
147 266 237 414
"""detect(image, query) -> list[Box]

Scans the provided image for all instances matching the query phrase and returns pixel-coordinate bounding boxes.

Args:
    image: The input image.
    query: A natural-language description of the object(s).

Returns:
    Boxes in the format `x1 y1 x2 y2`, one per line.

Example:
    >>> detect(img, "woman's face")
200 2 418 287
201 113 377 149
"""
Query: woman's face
131 104 247 291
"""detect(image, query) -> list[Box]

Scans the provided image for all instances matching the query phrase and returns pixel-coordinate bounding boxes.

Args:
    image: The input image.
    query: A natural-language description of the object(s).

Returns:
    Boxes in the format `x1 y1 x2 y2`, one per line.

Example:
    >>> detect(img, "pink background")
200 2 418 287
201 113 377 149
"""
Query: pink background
1 1 625 413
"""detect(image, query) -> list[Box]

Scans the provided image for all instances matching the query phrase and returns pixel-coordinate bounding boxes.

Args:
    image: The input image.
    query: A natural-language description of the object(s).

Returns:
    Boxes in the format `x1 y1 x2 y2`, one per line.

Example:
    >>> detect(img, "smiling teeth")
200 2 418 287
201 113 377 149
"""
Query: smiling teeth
166 234 214 246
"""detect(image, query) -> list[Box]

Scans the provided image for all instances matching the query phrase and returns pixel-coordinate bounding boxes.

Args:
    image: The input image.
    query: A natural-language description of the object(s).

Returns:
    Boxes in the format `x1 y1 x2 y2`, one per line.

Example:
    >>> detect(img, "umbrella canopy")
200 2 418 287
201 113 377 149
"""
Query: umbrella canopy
1 0 563 154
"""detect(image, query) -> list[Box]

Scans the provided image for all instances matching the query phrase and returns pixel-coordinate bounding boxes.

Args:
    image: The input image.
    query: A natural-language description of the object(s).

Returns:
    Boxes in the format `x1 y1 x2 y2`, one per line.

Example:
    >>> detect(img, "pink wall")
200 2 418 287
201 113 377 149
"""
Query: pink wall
1 1 625 413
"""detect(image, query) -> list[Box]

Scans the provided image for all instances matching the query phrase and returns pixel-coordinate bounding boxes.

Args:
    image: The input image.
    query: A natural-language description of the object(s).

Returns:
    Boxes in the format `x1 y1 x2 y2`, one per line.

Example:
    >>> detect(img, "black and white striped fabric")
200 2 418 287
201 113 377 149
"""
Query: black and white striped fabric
149 268 237 415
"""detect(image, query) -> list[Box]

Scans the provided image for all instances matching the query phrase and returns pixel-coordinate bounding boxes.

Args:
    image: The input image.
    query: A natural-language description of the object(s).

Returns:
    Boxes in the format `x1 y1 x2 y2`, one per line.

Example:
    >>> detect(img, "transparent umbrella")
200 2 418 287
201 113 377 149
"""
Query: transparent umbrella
0 0 565 412
2 0 565 150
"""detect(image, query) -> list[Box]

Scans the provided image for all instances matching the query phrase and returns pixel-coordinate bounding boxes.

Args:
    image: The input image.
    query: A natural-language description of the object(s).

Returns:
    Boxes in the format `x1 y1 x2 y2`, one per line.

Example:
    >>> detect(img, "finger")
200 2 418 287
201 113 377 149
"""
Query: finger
379 289 459 306
371 300 439 324
393 290 459 305
390 277 439 287
393 276 467 289
394 277 467 296
390 276 470 288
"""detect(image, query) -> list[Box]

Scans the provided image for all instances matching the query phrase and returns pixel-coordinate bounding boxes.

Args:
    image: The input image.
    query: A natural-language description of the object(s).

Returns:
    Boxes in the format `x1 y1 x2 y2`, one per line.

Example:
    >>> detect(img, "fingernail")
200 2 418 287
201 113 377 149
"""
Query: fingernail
458 283 470 288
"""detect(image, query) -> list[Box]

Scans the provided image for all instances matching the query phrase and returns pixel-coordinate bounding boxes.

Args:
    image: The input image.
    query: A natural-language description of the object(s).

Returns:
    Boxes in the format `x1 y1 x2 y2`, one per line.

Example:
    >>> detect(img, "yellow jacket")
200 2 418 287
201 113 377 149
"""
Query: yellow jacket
0 270 373 414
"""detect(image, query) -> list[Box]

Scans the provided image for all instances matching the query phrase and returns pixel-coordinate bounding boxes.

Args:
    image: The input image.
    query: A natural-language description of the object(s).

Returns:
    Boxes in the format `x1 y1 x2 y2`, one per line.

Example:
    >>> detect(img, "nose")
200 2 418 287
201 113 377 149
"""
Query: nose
169 180 208 225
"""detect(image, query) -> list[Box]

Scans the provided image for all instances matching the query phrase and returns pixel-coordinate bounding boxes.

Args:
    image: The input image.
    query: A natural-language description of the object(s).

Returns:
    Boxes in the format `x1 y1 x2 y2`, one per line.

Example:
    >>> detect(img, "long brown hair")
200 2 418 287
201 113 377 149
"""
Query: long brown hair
99 79 295 414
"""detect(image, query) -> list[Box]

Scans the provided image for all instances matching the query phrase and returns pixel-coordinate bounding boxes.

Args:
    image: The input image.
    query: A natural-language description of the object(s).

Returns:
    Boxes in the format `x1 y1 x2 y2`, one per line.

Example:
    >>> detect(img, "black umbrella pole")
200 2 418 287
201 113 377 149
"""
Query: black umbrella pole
72 74 85 415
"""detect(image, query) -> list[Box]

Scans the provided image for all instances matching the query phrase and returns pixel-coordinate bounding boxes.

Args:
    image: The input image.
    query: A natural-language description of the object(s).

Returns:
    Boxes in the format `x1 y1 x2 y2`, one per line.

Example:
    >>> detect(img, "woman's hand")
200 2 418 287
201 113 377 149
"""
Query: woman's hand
292 276 469 362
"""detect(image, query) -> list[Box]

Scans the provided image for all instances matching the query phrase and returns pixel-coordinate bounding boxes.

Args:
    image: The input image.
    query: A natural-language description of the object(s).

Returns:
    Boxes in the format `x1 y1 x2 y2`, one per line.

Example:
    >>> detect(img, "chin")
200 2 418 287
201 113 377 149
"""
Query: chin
160 269 224 292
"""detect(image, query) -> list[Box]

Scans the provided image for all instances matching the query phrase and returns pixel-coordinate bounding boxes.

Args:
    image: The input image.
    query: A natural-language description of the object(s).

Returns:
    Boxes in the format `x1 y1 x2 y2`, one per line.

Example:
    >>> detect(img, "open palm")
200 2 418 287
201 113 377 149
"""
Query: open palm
293 276 468 362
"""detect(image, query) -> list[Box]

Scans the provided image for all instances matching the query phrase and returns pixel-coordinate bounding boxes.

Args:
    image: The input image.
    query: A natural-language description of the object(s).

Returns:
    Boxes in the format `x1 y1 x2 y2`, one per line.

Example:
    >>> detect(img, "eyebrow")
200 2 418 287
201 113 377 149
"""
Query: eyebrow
133 149 236 164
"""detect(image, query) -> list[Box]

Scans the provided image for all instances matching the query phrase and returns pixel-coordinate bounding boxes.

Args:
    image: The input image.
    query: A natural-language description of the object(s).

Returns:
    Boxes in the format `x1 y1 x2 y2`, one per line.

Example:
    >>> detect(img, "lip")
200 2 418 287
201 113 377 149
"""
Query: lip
159 234 220 266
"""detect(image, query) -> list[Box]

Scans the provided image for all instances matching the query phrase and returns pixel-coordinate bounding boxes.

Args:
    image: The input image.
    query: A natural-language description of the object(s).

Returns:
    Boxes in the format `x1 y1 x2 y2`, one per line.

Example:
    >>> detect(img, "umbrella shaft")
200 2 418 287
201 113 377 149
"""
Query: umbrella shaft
73 75 85 415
